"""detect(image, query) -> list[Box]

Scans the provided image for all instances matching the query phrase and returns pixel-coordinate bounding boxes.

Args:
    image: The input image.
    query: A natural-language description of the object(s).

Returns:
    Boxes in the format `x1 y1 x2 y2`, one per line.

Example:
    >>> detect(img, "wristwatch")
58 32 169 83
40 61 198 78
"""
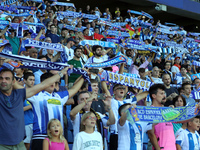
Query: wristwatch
58 71 64 78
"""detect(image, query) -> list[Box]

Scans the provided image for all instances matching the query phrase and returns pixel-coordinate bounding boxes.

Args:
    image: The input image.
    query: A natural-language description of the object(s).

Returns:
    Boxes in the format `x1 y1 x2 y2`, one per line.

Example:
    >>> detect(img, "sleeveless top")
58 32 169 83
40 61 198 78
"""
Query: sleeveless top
45 138 65 150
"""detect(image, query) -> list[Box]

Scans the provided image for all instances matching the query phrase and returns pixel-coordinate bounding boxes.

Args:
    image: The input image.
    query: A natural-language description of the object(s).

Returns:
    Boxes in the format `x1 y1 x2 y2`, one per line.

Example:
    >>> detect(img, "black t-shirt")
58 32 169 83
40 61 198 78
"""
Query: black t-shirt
164 87 179 106
152 59 165 70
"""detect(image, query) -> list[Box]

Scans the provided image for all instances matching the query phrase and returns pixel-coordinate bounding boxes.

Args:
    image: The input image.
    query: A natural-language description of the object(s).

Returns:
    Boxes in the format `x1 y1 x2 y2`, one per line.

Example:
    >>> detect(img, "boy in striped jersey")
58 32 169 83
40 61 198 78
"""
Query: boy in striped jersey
27 71 84 150
117 103 152 150
176 116 200 150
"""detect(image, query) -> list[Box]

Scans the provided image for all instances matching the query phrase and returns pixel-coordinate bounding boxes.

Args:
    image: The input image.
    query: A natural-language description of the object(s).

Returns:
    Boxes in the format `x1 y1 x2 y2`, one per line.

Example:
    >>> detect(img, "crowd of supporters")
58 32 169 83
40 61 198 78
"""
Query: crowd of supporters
1 0 200 150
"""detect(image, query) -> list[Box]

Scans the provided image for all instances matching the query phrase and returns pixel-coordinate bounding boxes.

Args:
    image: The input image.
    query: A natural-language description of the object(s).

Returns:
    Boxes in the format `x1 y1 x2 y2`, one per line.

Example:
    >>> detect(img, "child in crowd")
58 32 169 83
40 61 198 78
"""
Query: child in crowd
43 119 69 150
72 112 103 150
118 103 153 150
176 116 200 150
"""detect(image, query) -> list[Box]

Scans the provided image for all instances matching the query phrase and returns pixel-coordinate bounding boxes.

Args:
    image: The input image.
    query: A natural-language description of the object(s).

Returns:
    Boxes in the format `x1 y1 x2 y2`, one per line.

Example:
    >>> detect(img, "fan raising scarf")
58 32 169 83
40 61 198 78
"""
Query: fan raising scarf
51 2 76 8
0 10 34 17
84 55 127 68
126 103 200 124
0 52 92 91
22 39 64 51
79 40 116 48
99 70 153 91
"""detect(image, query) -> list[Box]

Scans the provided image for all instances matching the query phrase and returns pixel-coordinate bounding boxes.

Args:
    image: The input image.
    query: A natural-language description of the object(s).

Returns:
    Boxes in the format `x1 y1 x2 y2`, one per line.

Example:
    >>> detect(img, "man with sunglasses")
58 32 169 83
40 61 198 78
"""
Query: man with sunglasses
102 82 148 150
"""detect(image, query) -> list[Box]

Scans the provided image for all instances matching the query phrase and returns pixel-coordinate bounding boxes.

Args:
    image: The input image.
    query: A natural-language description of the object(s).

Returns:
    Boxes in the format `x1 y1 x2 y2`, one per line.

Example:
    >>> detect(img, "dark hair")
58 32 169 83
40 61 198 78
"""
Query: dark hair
164 61 171 66
118 103 131 116
77 91 90 100
40 72 54 82
113 84 122 91
92 45 102 53
90 79 98 84
138 68 145 73
74 47 82 53
80 81 88 90
23 72 34 80
149 84 166 100
182 82 191 89
193 78 200 84
172 95 186 107
181 65 187 70
0 69 14 80
38 55 47 60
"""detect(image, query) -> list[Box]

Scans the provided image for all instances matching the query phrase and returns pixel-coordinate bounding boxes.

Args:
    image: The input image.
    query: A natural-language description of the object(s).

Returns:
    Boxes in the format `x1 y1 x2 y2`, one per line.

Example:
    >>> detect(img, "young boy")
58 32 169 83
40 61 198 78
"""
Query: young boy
176 116 200 150
117 103 152 150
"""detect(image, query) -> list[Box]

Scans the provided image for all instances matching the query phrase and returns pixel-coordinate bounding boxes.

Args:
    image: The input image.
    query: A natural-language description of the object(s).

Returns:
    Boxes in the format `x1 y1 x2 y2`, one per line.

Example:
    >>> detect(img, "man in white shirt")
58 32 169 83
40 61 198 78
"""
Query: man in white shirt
86 45 108 64
64 37 75 61
151 66 163 84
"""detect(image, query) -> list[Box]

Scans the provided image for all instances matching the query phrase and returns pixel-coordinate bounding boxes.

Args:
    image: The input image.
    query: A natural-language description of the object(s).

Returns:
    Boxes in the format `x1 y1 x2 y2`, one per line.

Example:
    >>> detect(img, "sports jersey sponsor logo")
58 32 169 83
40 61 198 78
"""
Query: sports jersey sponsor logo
47 99 61 105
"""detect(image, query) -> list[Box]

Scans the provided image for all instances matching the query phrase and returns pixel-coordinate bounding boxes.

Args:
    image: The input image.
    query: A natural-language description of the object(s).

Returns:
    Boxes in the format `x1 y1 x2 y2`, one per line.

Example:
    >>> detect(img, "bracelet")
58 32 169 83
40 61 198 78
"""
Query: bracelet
58 71 64 78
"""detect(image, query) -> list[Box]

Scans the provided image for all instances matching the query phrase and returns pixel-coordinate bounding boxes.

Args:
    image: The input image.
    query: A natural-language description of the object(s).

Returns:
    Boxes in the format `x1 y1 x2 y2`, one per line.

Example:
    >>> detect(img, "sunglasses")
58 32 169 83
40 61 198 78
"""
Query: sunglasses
86 116 97 121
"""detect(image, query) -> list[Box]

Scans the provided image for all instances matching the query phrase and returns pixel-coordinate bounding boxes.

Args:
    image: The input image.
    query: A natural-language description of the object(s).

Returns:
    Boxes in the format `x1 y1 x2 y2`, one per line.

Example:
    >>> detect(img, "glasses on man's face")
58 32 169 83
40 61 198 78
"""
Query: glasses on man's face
86 116 97 121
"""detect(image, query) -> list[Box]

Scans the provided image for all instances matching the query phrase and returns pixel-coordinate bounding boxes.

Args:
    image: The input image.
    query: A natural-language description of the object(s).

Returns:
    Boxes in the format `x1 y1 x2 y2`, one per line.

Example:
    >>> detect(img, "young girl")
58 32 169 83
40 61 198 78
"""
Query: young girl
72 112 103 150
43 119 69 150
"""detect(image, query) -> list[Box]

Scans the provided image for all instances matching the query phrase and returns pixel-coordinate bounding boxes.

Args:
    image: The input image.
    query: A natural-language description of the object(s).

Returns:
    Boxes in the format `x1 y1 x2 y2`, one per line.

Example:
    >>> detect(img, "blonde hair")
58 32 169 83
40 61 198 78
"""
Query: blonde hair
80 112 96 132
47 119 65 144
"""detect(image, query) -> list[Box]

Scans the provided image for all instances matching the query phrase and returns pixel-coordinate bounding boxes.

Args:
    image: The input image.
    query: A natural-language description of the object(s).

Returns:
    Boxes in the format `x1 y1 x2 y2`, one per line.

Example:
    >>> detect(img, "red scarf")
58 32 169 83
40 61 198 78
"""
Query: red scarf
174 64 181 71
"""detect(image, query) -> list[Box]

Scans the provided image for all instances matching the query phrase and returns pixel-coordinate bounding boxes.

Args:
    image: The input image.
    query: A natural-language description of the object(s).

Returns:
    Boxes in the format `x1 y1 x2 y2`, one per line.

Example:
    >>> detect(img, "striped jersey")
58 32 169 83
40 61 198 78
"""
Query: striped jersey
117 121 152 150
176 129 200 150
27 90 69 139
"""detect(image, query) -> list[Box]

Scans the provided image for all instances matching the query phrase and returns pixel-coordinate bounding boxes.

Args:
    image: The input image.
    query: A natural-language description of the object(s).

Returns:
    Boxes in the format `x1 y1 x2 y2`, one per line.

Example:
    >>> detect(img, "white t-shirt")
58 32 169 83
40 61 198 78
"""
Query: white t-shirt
118 121 152 150
73 131 103 150
175 127 184 138
151 77 163 84
71 112 108 138
176 129 200 150
110 97 137 134
171 65 180 74
64 46 74 61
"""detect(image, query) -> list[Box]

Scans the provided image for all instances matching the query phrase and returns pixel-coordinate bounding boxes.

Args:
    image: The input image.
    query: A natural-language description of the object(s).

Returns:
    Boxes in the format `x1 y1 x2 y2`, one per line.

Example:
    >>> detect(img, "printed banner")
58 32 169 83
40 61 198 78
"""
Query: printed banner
51 2 76 8
1 0 18 6
127 103 200 123
0 5 18 13
63 24 83 32
99 70 153 91
0 52 92 91
0 39 10 46
79 40 116 48
105 30 130 37
84 55 127 68
22 39 64 51
1 10 34 17
190 73 200 80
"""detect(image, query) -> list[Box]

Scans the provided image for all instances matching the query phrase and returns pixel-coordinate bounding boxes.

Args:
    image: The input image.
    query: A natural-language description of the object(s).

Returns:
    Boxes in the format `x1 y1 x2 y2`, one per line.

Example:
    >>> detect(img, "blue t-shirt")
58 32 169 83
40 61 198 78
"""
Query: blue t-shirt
23 100 33 125
0 88 26 145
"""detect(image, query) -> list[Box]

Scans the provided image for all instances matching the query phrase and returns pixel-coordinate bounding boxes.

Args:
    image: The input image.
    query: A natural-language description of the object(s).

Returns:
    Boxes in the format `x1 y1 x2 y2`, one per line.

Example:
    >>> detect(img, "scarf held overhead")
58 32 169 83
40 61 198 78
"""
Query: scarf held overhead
99 70 152 91
127 103 200 124
84 55 127 68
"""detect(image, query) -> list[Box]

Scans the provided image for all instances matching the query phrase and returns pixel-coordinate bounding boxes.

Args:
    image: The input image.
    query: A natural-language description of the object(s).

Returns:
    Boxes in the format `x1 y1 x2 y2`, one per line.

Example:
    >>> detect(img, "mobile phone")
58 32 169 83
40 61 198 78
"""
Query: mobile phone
97 93 106 100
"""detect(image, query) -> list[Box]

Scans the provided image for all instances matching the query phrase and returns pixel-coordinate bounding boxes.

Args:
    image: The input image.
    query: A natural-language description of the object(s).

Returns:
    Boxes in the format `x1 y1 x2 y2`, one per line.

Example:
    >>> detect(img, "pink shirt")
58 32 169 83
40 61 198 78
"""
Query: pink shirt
45 138 65 150
153 122 176 150
130 60 149 76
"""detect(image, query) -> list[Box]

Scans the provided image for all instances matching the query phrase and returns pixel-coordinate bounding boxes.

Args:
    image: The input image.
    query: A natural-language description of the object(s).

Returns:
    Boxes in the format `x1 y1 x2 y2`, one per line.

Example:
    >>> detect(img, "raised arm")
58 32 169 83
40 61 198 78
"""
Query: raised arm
26 67 70 98
70 93 97 121
103 95 115 125
68 77 84 98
